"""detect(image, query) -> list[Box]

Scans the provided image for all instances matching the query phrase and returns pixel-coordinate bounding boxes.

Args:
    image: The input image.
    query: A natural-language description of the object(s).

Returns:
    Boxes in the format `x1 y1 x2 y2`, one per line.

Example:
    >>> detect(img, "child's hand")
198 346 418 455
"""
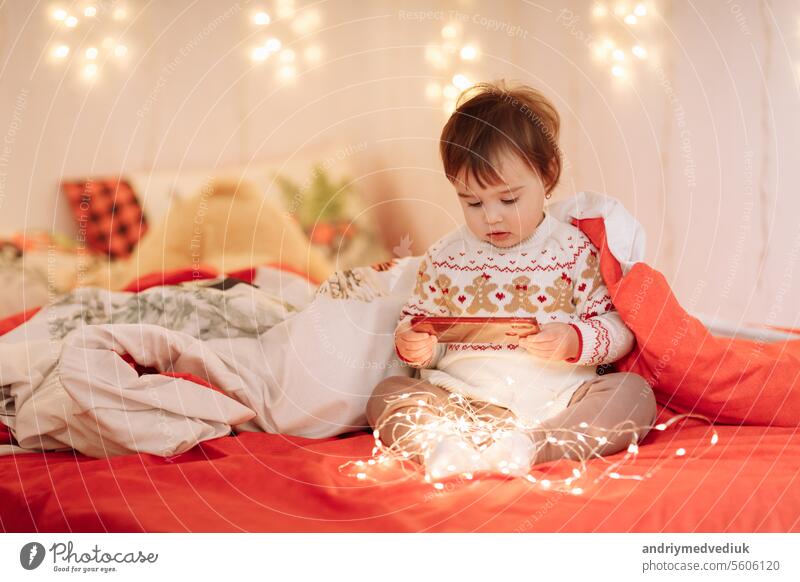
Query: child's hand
519 322 580 362
395 320 438 366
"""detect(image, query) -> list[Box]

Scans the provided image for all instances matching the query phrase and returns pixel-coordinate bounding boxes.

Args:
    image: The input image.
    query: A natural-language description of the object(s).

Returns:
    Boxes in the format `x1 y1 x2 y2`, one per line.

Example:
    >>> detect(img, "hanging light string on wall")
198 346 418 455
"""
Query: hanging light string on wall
47 2 130 81
590 2 656 80
424 20 481 113
248 0 323 84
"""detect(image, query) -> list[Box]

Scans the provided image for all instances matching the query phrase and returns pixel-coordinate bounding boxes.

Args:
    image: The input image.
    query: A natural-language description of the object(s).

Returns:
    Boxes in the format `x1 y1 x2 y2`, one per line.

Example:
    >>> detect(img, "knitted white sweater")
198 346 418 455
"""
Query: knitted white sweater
397 211 635 424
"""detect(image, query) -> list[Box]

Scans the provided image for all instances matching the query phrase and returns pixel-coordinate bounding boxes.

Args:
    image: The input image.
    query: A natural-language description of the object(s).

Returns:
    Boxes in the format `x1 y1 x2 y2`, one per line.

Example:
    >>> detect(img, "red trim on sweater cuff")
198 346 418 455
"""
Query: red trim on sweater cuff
565 323 583 363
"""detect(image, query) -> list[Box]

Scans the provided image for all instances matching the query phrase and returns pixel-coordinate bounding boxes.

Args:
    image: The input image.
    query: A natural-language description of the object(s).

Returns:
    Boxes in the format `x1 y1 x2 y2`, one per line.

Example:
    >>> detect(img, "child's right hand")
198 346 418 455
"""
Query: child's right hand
395 320 438 366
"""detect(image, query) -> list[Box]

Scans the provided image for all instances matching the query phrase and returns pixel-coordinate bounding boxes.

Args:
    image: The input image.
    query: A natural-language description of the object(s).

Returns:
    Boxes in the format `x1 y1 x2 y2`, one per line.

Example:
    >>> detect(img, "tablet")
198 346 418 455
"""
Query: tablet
410 316 540 345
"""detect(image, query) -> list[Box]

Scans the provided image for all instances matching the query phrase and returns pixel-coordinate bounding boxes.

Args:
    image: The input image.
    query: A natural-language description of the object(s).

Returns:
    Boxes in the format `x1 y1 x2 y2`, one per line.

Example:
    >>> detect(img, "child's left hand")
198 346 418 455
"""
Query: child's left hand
519 322 580 362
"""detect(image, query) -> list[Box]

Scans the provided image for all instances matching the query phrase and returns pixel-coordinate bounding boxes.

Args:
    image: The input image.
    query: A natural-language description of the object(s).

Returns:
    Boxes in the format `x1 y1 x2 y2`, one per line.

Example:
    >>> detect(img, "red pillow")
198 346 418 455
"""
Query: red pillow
61 177 148 258
574 217 800 427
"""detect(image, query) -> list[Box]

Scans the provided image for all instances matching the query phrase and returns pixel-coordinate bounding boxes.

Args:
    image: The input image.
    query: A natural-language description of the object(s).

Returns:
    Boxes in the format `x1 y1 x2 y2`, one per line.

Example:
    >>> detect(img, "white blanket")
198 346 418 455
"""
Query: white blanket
0 263 417 457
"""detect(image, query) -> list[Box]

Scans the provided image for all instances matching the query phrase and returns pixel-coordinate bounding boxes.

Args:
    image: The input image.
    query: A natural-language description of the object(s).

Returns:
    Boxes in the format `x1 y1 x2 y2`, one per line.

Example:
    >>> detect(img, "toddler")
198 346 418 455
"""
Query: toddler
367 81 657 480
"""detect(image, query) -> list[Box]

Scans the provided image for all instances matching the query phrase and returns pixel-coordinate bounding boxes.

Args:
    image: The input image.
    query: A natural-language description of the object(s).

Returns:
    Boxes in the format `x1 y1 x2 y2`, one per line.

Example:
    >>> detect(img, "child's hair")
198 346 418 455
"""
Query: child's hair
439 80 562 193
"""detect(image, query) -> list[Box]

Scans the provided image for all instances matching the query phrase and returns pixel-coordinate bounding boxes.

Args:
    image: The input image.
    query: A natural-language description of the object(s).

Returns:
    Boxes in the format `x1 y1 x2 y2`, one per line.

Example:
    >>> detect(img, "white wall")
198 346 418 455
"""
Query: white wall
0 0 798 327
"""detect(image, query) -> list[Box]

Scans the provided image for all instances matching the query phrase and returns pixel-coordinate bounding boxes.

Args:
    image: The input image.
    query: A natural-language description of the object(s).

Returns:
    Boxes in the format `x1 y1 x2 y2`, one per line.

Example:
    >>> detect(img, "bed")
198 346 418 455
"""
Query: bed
2 288 799 532
1 215 799 533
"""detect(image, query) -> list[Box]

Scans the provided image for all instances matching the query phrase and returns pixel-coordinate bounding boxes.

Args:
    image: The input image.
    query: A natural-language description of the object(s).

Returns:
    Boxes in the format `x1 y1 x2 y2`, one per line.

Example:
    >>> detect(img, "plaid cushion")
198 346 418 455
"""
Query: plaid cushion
61 178 148 258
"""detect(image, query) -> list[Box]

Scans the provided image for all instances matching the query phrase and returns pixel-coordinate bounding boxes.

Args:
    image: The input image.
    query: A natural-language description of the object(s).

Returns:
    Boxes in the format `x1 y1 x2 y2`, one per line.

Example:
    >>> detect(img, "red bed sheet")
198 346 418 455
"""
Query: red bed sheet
2 422 799 532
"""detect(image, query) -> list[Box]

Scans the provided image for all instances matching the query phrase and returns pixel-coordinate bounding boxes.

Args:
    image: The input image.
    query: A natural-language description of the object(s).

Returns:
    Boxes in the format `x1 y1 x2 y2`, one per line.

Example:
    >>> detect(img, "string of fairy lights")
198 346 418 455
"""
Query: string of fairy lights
339 393 719 495
340 389 719 494
46 3 130 81
44 1 324 83
423 21 481 113
590 2 656 80
247 0 324 83
44 2 655 88
421 1 658 106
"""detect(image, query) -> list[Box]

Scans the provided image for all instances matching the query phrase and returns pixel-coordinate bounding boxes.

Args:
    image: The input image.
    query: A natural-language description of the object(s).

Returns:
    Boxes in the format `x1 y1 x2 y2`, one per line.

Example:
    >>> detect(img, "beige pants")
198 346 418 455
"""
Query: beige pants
366 372 658 465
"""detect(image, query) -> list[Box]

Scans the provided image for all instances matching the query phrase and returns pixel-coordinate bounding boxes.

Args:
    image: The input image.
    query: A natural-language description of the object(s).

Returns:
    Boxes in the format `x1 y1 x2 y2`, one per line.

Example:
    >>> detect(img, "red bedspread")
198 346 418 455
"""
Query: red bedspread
2 232 799 532
2 423 799 532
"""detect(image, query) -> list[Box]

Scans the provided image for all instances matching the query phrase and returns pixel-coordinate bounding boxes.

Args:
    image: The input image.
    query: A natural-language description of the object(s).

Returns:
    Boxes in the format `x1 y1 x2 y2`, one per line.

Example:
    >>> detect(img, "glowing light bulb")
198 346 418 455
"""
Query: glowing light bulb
614 3 628 16
459 45 478 60
612 48 625 60
593 4 608 18
253 11 271 26
83 63 98 79
632 45 647 59
611 65 626 78
53 8 67 21
627 443 638 453
452 73 470 90
84 6 97 17
624 14 637 24
571 487 583 495
441 24 459 39
65 15 78 27
279 48 295 63
634 3 647 16
675 447 686 456
711 432 719 445
85 47 98 60
251 46 269 62
52 45 70 59
265 37 282 52
277 64 296 81
114 45 127 57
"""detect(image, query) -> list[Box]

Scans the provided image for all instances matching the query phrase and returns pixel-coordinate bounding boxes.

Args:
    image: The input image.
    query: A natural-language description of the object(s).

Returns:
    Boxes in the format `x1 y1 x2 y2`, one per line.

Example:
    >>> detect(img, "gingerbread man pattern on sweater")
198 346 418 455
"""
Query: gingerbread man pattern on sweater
397 211 635 423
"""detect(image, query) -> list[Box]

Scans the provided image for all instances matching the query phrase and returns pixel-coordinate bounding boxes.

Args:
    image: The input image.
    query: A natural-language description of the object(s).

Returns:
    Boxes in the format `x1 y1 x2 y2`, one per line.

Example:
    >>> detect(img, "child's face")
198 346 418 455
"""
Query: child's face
454 151 547 248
